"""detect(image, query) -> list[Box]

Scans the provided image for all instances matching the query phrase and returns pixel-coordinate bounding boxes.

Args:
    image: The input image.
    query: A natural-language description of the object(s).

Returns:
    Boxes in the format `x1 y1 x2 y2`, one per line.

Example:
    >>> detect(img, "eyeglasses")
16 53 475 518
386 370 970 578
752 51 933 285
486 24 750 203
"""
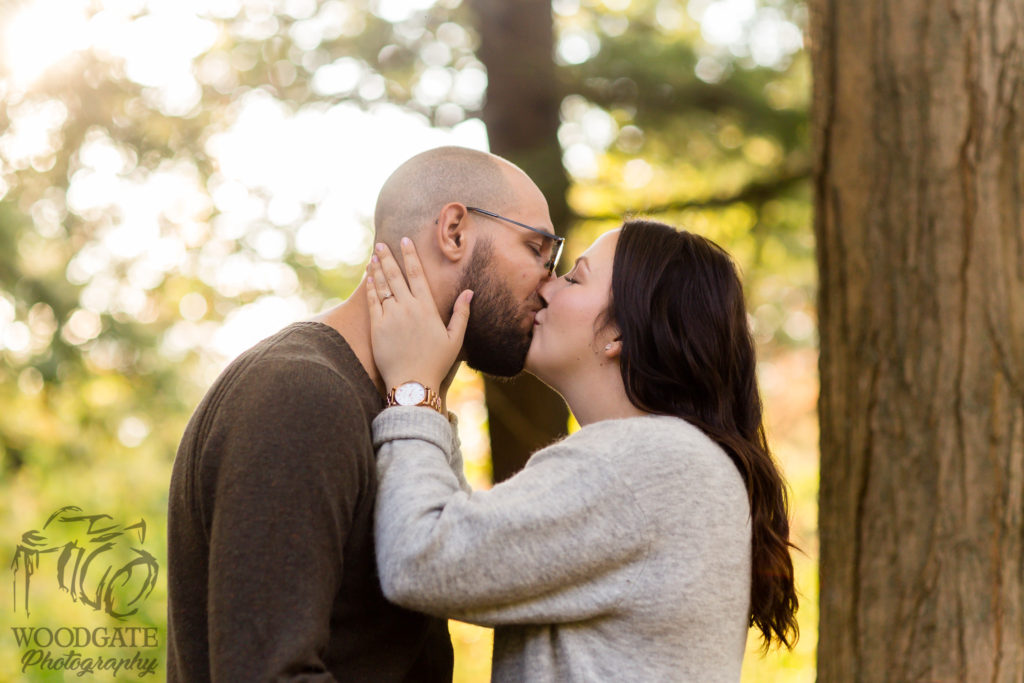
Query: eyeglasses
466 206 565 276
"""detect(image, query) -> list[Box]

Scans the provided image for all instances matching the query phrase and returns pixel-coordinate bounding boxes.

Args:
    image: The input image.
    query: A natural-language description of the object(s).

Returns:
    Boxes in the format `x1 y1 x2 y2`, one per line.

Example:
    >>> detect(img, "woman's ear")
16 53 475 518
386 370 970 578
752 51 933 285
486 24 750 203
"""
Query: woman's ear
434 203 469 263
602 339 623 359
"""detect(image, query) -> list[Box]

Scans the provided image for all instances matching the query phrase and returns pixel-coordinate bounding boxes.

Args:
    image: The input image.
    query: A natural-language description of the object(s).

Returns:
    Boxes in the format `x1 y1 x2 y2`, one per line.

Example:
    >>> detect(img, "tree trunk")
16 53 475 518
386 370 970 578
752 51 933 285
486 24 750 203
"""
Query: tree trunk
471 0 570 482
811 0 1024 680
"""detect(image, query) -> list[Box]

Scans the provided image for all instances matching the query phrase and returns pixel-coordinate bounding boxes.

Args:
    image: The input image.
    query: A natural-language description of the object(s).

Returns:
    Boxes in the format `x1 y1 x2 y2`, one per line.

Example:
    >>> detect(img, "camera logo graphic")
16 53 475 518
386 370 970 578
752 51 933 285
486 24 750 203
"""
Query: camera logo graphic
11 506 159 620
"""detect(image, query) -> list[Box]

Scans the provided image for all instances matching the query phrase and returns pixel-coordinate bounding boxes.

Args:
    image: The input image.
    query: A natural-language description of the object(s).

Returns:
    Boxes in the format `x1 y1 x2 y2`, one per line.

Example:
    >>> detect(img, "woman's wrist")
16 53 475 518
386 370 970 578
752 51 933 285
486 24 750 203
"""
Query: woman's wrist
384 375 445 394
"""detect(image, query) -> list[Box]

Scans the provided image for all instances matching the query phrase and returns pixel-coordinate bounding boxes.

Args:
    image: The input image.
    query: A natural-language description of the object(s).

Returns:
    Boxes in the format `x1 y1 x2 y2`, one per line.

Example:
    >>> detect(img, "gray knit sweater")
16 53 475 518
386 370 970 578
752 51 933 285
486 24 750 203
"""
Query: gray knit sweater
372 408 752 682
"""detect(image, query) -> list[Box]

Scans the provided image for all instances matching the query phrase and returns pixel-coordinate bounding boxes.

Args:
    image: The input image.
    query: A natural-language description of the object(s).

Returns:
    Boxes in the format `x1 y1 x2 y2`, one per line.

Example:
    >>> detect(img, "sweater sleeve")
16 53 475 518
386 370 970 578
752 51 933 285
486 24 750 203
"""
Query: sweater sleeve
445 412 472 494
372 407 652 626
204 360 366 681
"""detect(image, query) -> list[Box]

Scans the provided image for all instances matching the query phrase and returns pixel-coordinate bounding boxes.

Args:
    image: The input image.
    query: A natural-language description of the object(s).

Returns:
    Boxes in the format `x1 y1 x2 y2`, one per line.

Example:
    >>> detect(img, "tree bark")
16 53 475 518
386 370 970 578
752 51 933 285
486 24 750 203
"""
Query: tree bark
471 0 570 482
811 0 1024 680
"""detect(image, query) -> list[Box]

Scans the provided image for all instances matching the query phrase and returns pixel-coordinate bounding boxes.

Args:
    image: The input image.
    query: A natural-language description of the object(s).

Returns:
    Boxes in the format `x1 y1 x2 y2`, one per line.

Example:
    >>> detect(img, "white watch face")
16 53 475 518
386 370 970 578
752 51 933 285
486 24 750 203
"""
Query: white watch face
394 382 427 406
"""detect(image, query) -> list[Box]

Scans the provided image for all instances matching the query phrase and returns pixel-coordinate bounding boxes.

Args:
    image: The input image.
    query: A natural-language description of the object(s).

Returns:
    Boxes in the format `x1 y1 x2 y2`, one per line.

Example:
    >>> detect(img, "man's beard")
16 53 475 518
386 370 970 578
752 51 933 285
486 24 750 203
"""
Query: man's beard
455 240 534 378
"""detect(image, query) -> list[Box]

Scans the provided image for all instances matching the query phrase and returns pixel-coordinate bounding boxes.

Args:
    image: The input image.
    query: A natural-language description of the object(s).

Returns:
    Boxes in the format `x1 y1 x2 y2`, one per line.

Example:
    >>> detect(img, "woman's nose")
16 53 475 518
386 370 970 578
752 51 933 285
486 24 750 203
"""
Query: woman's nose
537 275 559 304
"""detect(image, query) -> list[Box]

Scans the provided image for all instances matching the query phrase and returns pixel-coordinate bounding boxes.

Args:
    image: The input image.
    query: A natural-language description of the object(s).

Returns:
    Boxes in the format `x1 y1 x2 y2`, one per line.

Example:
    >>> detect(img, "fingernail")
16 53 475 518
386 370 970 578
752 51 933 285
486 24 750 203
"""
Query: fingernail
401 237 412 246
367 276 374 284
375 243 385 252
371 254 379 263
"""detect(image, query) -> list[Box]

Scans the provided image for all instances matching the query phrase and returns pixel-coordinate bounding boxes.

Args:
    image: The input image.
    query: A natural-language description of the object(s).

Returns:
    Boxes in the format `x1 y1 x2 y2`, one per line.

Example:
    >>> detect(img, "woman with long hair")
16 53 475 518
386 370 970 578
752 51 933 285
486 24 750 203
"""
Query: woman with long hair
365 219 798 680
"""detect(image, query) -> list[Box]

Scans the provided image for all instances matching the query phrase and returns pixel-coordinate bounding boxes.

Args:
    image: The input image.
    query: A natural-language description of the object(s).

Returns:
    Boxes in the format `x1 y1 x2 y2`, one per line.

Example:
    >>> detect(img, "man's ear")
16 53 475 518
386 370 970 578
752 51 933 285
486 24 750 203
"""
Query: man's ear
434 202 470 263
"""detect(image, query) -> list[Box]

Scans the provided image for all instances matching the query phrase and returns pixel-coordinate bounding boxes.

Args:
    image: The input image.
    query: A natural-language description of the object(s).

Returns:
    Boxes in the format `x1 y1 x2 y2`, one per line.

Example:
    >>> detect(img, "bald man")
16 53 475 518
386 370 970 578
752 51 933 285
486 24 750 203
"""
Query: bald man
167 147 560 681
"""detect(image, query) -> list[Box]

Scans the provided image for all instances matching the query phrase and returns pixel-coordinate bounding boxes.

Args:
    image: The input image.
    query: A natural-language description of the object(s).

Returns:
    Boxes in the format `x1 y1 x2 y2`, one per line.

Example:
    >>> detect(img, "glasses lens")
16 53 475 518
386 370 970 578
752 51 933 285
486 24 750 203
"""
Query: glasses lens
547 240 564 275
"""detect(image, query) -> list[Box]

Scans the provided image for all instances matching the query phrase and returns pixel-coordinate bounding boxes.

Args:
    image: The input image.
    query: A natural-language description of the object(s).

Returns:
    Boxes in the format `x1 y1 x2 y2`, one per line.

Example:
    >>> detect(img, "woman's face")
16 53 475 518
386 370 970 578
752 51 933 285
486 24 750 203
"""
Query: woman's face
525 229 620 384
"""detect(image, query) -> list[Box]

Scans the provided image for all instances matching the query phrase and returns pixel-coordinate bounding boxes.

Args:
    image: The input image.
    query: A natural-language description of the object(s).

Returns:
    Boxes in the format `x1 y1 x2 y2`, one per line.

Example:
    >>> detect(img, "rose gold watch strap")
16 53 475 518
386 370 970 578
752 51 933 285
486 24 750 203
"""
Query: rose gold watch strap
422 387 443 414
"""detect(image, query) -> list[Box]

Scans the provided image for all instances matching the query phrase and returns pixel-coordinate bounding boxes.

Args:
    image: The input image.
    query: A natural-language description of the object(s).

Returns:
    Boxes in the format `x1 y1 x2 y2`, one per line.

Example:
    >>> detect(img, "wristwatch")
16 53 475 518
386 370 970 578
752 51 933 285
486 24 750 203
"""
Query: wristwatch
386 381 444 414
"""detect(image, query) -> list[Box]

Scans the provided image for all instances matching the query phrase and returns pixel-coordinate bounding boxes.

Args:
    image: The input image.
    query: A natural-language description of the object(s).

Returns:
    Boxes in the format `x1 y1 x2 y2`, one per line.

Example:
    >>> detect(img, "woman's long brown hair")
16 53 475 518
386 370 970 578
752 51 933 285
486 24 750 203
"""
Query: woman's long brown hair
605 219 799 650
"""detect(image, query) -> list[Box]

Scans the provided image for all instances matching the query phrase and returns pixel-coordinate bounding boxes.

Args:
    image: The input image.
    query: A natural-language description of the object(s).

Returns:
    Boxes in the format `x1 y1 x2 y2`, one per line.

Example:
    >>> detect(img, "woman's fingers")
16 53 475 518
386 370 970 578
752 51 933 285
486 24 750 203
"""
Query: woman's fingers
368 256 395 304
400 237 433 301
447 289 473 346
374 242 411 301
366 275 383 322
365 243 468 396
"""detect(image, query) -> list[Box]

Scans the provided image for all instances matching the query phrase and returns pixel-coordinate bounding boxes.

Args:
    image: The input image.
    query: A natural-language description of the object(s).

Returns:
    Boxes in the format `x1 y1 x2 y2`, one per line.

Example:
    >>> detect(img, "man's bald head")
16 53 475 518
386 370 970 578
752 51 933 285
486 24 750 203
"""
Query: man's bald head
373 146 521 246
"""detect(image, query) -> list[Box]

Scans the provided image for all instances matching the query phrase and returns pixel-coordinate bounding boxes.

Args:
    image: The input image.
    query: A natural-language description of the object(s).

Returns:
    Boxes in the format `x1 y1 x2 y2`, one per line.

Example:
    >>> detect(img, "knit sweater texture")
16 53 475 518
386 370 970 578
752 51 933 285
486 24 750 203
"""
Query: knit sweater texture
373 407 752 682
167 322 453 682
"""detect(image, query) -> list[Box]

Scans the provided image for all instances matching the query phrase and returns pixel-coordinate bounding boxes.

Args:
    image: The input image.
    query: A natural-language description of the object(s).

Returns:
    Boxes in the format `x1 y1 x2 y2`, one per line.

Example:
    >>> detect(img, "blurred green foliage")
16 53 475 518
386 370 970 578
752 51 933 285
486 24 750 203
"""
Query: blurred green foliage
1 0 816 680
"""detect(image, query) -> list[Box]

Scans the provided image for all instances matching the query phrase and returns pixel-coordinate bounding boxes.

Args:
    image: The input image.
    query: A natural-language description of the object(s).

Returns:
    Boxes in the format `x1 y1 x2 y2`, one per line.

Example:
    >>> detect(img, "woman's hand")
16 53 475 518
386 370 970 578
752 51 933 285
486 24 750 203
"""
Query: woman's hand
366 238 473 396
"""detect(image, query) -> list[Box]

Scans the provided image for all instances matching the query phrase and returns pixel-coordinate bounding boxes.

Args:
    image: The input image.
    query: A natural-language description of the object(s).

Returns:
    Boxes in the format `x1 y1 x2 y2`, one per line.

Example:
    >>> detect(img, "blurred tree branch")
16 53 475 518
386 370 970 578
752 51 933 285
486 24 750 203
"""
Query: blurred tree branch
576 163 811 221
